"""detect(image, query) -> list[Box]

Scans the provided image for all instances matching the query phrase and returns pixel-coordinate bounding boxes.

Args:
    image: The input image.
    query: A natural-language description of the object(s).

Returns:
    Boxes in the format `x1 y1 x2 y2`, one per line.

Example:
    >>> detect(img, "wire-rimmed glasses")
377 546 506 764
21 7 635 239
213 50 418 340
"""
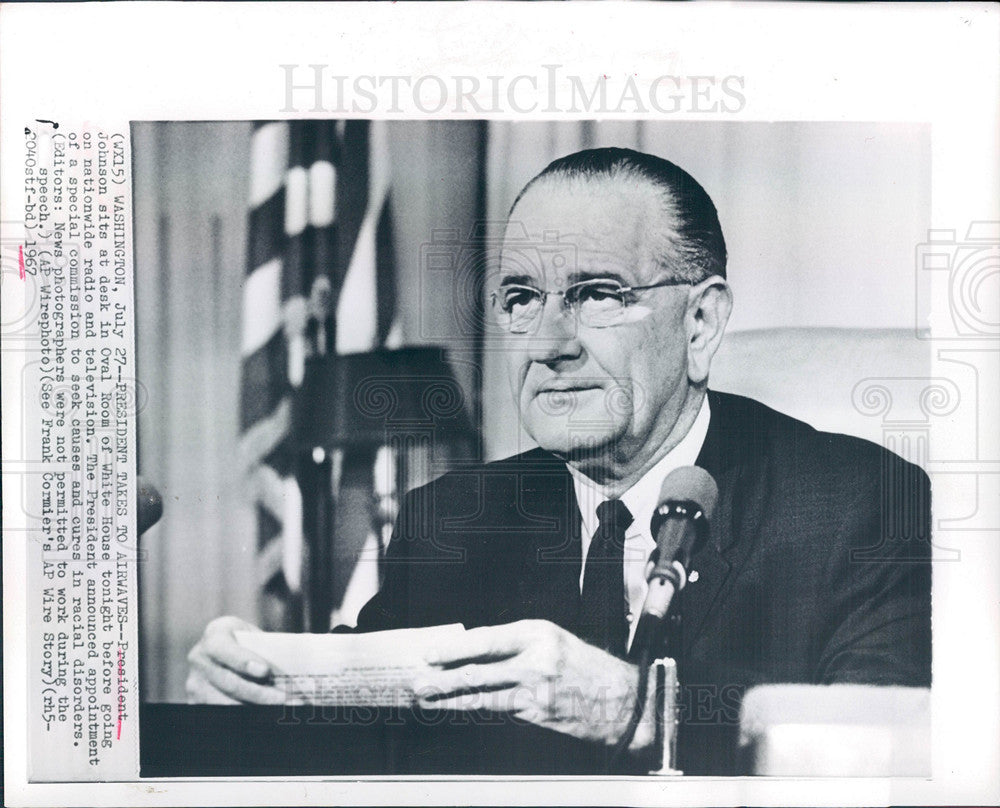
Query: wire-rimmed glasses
490 277 689 333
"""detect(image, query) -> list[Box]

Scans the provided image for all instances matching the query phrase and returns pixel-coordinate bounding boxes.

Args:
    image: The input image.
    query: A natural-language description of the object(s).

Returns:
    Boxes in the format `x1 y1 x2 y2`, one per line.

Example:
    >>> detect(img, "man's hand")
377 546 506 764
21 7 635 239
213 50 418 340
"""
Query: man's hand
413 620 656 752
186 616 286 705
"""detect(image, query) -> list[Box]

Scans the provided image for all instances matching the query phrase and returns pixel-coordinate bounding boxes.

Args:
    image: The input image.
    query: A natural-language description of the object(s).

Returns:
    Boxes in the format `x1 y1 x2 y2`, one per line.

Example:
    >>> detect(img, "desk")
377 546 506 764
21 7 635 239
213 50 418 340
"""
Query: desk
140 703 624 777
142 684 930 777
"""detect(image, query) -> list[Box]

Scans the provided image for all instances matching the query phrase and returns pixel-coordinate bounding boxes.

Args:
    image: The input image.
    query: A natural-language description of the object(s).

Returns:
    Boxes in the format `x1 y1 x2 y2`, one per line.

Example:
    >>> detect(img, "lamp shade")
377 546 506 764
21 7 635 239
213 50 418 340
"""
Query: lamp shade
292 347 475 450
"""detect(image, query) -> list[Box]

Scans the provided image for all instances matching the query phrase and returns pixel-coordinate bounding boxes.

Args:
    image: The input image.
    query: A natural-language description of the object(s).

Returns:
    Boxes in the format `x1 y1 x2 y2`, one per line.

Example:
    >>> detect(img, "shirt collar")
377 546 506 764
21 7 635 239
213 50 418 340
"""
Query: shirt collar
568 396 712 539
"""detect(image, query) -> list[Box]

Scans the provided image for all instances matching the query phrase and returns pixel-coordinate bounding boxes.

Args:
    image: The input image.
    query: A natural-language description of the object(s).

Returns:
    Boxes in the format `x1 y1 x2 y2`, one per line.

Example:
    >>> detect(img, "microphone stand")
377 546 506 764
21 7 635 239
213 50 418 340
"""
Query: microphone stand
610 643 653 766
610 624 681 775
608 470 717 775
611 548 693 773
648 655 682 775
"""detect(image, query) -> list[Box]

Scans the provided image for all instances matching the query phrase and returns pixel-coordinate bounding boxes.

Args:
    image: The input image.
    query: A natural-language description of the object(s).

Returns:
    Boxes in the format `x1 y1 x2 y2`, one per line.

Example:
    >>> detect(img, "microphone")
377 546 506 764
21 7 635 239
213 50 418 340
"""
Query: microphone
630 466 718 656
137 476 164 535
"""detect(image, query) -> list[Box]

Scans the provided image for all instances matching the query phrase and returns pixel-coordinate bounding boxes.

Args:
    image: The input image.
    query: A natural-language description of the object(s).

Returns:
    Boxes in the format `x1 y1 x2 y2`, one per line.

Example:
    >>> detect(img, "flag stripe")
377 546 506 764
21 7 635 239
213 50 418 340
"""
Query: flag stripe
280 476 304 593
241 258 283 355
310 120 339 230
335 207 380 354
333 121 370 294
335 121 391 354
282 295 309 388
256 503 282 555
284 166 309 237
249 122 289 207
250 464 286 521
312 223 336 310
283 228 312 301
256 515 284 570
246 192 286 272
375 192 397 344
240 329 287 430
237 397 293 474
309 161 337 228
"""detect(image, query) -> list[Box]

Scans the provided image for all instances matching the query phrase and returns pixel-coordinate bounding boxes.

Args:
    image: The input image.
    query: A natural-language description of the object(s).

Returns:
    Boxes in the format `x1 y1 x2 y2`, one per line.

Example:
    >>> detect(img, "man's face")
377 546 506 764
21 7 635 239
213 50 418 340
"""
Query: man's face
500 178 695 465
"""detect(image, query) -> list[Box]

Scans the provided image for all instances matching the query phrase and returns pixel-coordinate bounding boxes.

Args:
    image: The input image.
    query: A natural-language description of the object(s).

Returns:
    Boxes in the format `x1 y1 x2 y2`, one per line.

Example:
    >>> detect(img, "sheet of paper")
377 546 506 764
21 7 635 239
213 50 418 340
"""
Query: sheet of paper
235 624 465 707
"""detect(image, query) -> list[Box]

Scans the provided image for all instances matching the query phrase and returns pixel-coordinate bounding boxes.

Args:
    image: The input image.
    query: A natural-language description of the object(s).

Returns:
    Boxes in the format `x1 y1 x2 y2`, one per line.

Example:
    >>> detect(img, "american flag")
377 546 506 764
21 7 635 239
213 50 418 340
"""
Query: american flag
239 120 398 631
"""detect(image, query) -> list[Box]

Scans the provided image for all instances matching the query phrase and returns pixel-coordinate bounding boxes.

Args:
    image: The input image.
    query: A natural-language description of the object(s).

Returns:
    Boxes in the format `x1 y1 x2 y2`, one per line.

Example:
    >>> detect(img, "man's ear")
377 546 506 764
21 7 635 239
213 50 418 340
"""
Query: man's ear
685 275 733 385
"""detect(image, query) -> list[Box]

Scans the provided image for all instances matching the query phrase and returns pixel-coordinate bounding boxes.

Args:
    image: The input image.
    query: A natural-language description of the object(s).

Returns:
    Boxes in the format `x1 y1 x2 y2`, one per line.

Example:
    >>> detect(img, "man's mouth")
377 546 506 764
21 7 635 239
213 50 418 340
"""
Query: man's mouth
535 383 601 395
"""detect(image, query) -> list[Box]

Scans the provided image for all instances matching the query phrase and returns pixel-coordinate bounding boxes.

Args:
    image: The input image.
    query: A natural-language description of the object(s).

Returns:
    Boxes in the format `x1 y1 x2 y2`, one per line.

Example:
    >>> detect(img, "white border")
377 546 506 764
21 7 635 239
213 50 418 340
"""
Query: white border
2 2 998 806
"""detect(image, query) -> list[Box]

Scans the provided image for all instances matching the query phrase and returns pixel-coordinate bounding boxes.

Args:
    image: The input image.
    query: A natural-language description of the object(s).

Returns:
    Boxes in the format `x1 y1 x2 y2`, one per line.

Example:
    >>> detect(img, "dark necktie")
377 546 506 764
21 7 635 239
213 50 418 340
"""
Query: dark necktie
579 499 633 658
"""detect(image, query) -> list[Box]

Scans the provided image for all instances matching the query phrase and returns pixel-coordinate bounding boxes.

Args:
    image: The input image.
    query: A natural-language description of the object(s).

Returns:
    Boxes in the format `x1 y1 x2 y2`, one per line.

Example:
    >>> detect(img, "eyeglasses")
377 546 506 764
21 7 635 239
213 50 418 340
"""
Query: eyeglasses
490 277 689 333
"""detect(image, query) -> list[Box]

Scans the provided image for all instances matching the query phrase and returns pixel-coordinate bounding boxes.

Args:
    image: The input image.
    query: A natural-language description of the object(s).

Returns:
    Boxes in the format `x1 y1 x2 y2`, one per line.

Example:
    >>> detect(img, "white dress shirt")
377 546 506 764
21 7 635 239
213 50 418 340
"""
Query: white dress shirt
567 397 711 650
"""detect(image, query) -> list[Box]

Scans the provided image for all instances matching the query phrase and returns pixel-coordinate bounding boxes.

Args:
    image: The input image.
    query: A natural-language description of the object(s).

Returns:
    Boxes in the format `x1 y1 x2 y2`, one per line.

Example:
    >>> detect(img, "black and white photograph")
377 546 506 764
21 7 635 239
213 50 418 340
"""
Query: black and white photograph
135 119 935 777
2 4 997 805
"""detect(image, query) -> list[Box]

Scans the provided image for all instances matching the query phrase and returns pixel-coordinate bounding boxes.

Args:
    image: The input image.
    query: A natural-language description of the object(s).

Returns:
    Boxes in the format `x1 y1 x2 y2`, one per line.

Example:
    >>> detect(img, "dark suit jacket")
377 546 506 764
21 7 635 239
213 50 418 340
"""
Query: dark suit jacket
354 390 932 773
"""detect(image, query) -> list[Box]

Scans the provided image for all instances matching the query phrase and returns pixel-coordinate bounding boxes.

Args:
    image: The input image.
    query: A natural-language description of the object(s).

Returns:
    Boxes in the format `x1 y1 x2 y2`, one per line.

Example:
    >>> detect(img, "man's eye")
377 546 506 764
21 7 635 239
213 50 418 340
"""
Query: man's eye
501 287 539 311
575 284 623 305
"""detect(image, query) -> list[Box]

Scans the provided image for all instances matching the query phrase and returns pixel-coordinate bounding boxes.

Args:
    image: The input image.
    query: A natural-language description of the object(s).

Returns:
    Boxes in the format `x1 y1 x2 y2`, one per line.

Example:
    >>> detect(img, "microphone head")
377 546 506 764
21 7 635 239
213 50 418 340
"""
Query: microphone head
656 466 719 521
648 466 719 567
137 477 164 535
639 467 720 637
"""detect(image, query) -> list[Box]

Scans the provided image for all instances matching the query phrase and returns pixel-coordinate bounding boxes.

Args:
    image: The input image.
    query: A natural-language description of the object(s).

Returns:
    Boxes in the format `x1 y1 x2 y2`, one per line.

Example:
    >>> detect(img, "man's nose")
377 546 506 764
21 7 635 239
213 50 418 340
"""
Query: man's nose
524 295 581 363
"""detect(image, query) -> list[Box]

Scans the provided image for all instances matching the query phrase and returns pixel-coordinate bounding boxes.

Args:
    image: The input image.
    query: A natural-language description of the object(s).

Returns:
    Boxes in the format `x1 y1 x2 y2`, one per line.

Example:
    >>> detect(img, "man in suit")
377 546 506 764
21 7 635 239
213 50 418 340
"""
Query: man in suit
187 148 931 774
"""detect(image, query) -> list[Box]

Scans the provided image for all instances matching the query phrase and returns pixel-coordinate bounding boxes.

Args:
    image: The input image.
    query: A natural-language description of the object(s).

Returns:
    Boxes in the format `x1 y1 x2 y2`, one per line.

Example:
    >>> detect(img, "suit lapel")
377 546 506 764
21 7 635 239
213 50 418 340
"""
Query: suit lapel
503 450 583 633
489 393 767 650
676 391 763 652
